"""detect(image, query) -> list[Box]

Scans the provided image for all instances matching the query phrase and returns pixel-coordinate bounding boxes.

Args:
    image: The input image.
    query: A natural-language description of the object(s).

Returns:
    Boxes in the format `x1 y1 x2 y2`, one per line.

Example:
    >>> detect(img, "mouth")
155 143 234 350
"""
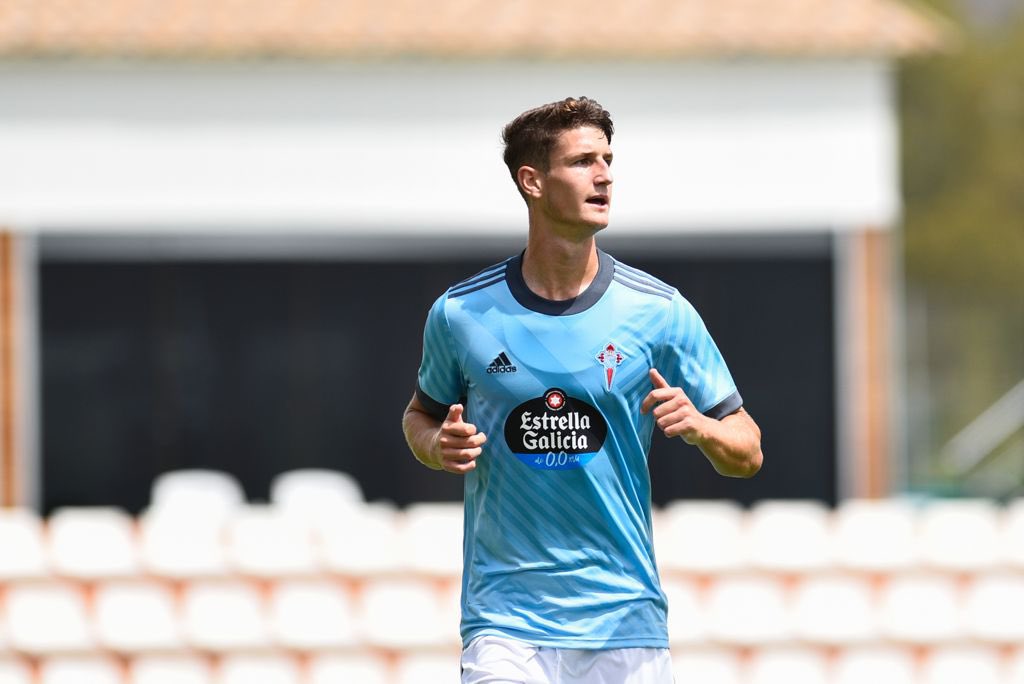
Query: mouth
585 195 609 208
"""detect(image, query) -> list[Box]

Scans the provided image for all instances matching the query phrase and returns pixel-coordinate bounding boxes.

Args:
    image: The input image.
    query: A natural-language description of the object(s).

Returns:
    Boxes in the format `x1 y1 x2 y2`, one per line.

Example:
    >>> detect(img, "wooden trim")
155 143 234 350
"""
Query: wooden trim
0 231 16 505
861 229 892 497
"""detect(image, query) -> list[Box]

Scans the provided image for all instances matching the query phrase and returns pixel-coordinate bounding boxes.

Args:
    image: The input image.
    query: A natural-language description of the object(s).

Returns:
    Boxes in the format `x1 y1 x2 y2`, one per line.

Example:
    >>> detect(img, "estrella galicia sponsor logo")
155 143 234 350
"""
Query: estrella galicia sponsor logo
503 388 608 470
486 351 517 374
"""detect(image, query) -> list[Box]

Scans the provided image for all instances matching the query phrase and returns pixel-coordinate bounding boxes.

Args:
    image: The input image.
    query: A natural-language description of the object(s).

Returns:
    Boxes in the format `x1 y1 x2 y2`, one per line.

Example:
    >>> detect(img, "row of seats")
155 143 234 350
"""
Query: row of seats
5 648 1024 684
4 474 1024 580
2 572 1024 655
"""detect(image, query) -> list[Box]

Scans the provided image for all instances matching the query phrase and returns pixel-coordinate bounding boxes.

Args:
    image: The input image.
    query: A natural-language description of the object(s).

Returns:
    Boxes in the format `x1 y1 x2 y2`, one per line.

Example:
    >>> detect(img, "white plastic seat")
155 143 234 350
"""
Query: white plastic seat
4 583 94 654
225 506 319 577
128 656 213 684
662 579 707 646
657 500 745 574
317 505 402 577
705 576 791 645
94 581 183 653
790 575 877 645
216 655 301 684
832 499 918 573
150 469 245 521
359 579 449 649
139 509 229 579
47 507 140 579
1000 498 1024 568
1007 648 1024 684
38 657 121 684
269 469 363 519
745 500 832 573
395 653 460 684
0 659 33 684
0 508 49 579
920 647 1003 684
746 648 828 684
877 574 962 644
268 580 359 650
670 649 741 684
962 573 1024 644
832 647 917 684
918 499 1001 572
181 581 270 651
307 654 390 684
401 502 464 577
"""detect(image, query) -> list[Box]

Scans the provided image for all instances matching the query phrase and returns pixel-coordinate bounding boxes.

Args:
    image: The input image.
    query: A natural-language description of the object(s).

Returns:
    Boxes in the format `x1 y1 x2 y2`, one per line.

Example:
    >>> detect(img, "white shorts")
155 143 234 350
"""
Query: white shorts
461 635 674 684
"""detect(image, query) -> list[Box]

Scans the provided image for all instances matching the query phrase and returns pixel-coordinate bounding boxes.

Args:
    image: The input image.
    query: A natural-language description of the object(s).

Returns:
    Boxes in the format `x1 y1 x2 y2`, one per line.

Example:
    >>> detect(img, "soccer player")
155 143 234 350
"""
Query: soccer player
403 96 762 683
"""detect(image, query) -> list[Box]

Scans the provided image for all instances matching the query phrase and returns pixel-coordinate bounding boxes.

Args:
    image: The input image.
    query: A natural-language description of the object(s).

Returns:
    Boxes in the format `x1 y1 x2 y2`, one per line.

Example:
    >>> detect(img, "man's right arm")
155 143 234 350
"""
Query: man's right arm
403 394 487 475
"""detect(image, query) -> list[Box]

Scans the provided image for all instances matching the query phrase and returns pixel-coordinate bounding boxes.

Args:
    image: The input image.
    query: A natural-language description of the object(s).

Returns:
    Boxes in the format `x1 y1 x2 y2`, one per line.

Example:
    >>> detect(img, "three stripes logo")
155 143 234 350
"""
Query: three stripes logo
487 351 518 374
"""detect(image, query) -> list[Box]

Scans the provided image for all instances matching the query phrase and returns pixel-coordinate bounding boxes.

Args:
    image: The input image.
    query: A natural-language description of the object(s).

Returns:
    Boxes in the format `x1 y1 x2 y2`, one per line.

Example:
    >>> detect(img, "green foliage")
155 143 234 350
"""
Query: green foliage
900 0 1024 296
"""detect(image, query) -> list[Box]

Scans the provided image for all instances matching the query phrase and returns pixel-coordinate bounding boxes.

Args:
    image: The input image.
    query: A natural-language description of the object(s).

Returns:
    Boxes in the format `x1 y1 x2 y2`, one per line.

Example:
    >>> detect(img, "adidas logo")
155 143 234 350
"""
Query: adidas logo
486 351 518 374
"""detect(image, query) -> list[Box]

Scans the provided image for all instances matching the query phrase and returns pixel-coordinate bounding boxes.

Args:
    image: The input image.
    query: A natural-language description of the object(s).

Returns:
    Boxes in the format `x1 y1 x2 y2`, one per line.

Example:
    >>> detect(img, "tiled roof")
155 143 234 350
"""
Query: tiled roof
0 0 950 58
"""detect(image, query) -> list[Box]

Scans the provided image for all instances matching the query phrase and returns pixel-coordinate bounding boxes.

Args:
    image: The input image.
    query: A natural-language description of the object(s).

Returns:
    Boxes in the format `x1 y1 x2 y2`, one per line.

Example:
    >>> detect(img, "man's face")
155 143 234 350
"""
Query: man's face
535 125 613 234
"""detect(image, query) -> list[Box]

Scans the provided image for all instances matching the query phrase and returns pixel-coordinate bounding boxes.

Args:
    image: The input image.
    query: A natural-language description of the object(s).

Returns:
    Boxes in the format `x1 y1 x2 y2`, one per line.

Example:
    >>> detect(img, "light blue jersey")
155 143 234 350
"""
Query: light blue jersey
416 250 742 649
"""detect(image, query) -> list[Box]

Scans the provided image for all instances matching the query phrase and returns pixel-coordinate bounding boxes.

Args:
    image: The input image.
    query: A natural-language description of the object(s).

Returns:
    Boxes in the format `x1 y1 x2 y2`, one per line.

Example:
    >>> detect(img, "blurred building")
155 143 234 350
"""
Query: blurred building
0 0 947 511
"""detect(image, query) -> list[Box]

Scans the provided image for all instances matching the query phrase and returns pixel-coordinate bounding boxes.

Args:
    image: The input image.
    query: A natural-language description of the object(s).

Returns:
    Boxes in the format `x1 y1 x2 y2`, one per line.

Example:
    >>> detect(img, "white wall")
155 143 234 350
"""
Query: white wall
0 59 897 235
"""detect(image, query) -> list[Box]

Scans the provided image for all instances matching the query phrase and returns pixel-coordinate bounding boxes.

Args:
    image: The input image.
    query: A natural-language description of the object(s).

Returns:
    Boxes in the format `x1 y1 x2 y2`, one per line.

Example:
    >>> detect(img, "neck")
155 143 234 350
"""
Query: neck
521 228 600 301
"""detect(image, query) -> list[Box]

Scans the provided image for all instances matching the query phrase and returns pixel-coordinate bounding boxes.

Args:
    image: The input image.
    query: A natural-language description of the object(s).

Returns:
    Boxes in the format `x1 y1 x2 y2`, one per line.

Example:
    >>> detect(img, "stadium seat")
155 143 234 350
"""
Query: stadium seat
149 469 244 521
670 649 742 684
0 508 49 579
306 654 390 684
93 581 183 653
401 502 464 577
662 579 708 646
267 580 359 650
705 576 792 646
47 507 140 579
215 655 301 684
0 659 33 684
4 583 94 654
745 500 832 573
962 573 1024 644
917 499 1001 572
395 653 461 684
790 575 877 645
831 499 918 573
317 504 402 577
920 647 1004 684
1006 648 1024 684
128 656 213 684
37 657 122 684
656 500 745 575
832 647 917 684
438 581 464 649
269 468 364 519
224 506 320 578
877 574 963 644
746 648 829 684
180 581 270 651
1000 498 1024 568
139 509 230 579
359 579 450 649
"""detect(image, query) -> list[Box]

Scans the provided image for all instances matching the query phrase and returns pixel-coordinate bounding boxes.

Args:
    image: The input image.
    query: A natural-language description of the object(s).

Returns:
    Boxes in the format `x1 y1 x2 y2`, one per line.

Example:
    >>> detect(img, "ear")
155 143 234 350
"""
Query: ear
517 166 543 199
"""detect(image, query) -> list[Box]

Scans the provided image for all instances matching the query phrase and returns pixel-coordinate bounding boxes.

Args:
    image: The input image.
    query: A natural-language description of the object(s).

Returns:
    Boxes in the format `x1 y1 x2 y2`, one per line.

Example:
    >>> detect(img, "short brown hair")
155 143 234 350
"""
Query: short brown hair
501 97 614 195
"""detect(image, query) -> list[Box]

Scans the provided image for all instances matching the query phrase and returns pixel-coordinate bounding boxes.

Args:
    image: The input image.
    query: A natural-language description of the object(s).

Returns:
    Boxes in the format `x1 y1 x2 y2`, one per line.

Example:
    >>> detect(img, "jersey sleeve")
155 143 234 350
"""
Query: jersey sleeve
659 292 743 420
415 293 466 421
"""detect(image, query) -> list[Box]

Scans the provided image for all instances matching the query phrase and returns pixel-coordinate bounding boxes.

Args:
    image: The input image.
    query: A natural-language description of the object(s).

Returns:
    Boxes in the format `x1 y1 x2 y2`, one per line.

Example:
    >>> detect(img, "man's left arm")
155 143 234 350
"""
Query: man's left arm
641 368 762 478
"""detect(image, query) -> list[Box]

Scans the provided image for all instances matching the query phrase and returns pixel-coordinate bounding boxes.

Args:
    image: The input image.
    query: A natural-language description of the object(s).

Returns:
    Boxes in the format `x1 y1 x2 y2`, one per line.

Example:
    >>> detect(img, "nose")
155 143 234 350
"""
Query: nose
595 159 613 186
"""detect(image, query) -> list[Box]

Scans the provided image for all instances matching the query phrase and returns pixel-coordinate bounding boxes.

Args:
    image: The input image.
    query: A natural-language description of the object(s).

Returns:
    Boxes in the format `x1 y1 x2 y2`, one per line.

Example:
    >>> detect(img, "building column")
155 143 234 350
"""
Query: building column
835 227 898 499
0 230 39 508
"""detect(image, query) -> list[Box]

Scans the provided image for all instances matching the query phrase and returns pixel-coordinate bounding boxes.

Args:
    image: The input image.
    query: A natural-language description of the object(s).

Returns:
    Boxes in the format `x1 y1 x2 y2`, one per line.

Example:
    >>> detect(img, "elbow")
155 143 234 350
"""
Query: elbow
738 447 763 478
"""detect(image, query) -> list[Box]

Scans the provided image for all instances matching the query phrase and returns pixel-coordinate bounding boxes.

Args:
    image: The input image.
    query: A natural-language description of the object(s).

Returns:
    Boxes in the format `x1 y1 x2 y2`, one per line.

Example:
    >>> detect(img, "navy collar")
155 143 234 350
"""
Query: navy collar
506 249 614 316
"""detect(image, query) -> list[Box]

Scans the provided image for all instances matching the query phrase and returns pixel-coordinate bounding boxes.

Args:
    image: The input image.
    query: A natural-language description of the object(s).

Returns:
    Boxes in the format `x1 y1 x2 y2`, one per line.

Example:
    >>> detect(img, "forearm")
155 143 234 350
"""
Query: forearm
694 409 762 478
403 404 444 470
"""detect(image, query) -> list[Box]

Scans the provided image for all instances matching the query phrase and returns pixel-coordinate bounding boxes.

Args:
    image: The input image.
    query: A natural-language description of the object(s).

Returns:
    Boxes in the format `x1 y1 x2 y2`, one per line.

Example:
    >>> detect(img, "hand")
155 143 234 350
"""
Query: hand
640 368 707 445
433 404 487 474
